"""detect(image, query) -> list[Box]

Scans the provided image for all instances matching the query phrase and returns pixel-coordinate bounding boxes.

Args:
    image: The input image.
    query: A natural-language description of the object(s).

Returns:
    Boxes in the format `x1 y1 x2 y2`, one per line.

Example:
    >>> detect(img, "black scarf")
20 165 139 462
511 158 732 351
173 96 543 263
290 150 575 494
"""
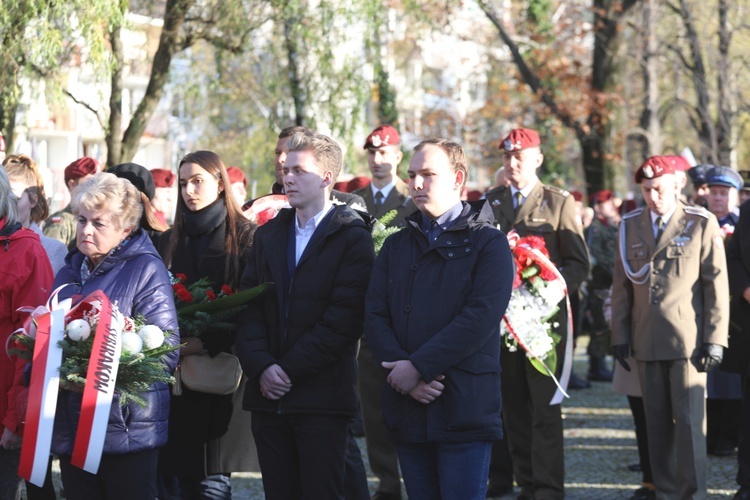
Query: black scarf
182 198 227 237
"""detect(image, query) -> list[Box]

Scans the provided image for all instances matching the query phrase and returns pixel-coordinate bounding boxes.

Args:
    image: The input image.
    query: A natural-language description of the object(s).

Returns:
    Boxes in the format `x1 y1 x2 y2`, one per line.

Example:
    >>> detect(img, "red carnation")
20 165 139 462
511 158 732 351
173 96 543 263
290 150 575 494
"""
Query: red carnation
539 266 557 281
176 288 193 303
221 285 234 296
206 290 216 301
256 208 277 226
175 273 188 283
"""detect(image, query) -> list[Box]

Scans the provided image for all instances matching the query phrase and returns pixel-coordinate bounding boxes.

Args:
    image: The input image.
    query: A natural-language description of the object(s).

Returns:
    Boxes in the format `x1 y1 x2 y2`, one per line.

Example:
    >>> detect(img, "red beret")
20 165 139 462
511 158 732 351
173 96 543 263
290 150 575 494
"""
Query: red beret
64 157 100 183
569 190 583 203
364 125 400 150
227 166 247 187
666 155 691 172
500 128 541 152
634 156 676 184
347 176 371 192
591 189 614 204
150 168 176 188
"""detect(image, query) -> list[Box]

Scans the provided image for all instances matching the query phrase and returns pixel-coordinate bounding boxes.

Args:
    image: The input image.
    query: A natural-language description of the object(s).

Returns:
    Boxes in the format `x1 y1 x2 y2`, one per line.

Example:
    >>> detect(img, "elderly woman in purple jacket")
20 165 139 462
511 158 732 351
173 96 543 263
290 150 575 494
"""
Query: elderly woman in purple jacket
51 172 179 500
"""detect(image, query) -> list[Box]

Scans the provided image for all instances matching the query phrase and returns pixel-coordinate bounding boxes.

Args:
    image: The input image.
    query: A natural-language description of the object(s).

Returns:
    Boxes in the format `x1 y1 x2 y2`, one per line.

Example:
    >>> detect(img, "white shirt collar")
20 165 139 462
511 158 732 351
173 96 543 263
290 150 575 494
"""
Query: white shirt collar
650 206 676 227
371 180 395 201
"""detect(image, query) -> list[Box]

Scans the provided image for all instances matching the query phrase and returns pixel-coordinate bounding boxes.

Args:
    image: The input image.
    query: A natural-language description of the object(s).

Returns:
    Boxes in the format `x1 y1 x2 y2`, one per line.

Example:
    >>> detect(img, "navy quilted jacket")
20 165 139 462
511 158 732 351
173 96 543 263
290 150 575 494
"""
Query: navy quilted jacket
51 228 179 456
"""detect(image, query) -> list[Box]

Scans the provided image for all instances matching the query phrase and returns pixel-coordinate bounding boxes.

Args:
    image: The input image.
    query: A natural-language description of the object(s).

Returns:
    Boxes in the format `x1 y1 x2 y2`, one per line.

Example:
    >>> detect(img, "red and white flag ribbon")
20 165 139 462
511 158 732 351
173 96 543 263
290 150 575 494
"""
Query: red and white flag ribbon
71 293 123 473
17 308 65 487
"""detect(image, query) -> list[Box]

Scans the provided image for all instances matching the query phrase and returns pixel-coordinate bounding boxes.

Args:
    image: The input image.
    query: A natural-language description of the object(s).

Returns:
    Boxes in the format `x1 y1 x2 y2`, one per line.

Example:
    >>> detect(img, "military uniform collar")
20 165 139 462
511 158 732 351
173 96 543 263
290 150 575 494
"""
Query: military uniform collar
511 178 538 199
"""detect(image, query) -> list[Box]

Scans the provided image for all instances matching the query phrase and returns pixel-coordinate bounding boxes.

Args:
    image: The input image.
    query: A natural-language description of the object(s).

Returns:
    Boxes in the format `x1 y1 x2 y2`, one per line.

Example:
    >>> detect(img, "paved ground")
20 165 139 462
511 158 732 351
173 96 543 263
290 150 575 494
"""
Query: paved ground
33 344 740 499
232 344 740 499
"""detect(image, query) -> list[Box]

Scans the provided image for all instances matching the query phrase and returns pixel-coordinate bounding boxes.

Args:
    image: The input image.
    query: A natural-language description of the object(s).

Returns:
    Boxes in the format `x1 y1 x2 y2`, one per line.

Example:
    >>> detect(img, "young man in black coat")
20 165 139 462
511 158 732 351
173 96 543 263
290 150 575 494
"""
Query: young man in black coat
365 138 514 499
235 131 375 499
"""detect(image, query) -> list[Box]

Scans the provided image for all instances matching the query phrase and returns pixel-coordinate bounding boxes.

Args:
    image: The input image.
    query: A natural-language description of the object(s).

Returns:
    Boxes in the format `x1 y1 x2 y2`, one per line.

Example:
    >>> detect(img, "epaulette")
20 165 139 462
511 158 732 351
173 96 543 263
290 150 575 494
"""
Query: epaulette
684 206 710 218
622 207 644 219
543 185 570 197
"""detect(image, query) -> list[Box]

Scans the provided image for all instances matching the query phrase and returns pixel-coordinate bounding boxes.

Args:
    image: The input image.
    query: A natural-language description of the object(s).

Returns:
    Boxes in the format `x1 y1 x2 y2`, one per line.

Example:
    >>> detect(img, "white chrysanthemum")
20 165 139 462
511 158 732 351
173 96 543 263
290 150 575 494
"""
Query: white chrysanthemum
528 334 554 359
67 319 91 342
137 325 164 350
121 331 143 354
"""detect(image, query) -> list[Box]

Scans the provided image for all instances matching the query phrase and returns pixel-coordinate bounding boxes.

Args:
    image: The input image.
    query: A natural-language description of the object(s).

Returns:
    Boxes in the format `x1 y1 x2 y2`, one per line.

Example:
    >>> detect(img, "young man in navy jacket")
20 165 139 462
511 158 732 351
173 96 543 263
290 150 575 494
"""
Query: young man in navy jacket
365 138 514 499
236 131 375 499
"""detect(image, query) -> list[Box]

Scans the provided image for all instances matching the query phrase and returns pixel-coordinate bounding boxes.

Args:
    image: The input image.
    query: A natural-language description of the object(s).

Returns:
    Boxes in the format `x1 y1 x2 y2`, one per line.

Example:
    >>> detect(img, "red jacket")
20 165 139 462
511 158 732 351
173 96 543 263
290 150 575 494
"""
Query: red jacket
0 219 54 437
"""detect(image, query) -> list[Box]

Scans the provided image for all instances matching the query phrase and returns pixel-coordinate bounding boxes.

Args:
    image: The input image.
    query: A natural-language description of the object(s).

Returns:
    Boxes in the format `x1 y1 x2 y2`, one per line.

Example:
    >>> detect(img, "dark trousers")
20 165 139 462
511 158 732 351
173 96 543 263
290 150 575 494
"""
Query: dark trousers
488 421 514 490
358 340 401 495
344 423 370 500
252 412 350 500
736 377 750 488
707 398 741 452
501 348 564 500
59 448 159 500
627 396 653 484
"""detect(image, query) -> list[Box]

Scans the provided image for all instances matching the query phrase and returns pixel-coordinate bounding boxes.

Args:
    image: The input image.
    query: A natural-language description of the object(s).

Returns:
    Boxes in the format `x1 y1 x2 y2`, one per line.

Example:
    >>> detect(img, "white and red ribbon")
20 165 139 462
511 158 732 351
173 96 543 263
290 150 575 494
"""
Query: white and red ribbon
503 233 573 405
17 308 65 487
71 292 123 473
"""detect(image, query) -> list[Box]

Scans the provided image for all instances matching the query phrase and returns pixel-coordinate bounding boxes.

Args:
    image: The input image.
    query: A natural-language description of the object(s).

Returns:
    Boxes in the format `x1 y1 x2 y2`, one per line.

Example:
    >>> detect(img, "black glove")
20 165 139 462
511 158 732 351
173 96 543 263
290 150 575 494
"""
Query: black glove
612 344 631 372
697 343 723 372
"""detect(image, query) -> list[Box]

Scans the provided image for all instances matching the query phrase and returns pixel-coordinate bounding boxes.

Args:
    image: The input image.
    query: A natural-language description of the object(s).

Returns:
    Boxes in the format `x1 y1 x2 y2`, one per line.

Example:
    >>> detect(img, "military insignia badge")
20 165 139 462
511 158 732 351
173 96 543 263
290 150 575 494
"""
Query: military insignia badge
491 199 501 207
371 135 383 147
643 165 654 178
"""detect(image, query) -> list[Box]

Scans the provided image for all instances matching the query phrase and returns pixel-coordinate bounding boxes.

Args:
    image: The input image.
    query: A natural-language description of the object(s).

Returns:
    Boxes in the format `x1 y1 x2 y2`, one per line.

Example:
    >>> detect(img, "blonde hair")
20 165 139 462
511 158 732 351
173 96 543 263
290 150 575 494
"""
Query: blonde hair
286 131 343 183
71 173 143 230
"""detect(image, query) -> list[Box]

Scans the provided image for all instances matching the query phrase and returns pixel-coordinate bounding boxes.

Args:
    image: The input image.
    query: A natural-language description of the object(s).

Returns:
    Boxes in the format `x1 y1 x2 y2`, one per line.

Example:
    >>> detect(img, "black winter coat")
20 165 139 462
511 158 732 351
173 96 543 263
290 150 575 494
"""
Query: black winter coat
51 228 179 456
365 201 514 443
159 209 255 478
724 200 750 374
236 204 375 416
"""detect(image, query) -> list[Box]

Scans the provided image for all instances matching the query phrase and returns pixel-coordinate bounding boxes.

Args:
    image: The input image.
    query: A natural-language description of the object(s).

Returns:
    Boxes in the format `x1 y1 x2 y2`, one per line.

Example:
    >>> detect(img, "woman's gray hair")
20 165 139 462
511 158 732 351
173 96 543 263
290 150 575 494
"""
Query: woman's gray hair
0 167 19 225
71 172 143 230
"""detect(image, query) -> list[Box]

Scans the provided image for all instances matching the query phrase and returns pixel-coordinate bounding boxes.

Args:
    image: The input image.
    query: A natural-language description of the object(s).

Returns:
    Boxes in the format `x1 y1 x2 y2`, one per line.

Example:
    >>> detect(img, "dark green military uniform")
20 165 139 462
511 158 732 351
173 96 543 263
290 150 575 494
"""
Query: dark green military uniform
485 181 589 499
354 178 415 228
43 206 77 250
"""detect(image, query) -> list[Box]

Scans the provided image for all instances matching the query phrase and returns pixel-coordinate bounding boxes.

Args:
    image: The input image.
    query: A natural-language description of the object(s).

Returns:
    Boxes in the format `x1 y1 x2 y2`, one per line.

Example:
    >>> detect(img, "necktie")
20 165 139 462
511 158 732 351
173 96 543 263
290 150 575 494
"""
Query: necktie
655 217 665 242
375 191 384 206
514 191 523 214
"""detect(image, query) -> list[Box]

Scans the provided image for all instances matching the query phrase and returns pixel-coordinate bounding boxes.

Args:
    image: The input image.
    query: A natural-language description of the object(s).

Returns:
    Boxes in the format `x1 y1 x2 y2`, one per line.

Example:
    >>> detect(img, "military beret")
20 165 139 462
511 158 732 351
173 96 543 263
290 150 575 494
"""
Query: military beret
347 176 371 192
634 156 675 184
64 157 100 183
227 166 247 188
500 128 541 152
108 162 155 201
591 189 614 204
151 168 176 188
364 125 400 150
706 166 743 190
666 155 691 172
569 190 583 203
687 164 711 187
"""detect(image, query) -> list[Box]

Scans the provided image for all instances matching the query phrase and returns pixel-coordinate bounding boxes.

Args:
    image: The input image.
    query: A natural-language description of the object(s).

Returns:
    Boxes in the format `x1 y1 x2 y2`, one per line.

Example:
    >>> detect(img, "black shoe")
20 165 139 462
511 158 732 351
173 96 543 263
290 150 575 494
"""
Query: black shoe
568 372 591 389
372 492 401 500
733 487 750 500
587 368 613 382
712 441 736 457
630 486 656 500
486 483 513 497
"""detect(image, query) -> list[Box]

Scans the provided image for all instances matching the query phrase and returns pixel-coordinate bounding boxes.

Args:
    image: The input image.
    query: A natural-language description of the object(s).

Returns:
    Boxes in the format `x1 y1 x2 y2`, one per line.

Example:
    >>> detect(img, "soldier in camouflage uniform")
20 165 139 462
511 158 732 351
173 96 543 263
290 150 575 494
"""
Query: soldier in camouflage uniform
43 157 99 249
584 190 620 381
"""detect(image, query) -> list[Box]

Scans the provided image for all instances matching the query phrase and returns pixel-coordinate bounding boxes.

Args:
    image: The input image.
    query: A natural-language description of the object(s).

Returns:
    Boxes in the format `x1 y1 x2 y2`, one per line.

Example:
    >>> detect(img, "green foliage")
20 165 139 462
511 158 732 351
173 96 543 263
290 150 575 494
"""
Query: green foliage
372 210 402 254
376 65 399 126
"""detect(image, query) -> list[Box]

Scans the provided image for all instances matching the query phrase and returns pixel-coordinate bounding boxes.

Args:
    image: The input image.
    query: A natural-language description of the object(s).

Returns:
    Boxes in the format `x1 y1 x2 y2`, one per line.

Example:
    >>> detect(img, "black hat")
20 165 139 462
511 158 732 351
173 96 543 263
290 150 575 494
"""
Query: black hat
108 163 156 201
687 164 711 188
